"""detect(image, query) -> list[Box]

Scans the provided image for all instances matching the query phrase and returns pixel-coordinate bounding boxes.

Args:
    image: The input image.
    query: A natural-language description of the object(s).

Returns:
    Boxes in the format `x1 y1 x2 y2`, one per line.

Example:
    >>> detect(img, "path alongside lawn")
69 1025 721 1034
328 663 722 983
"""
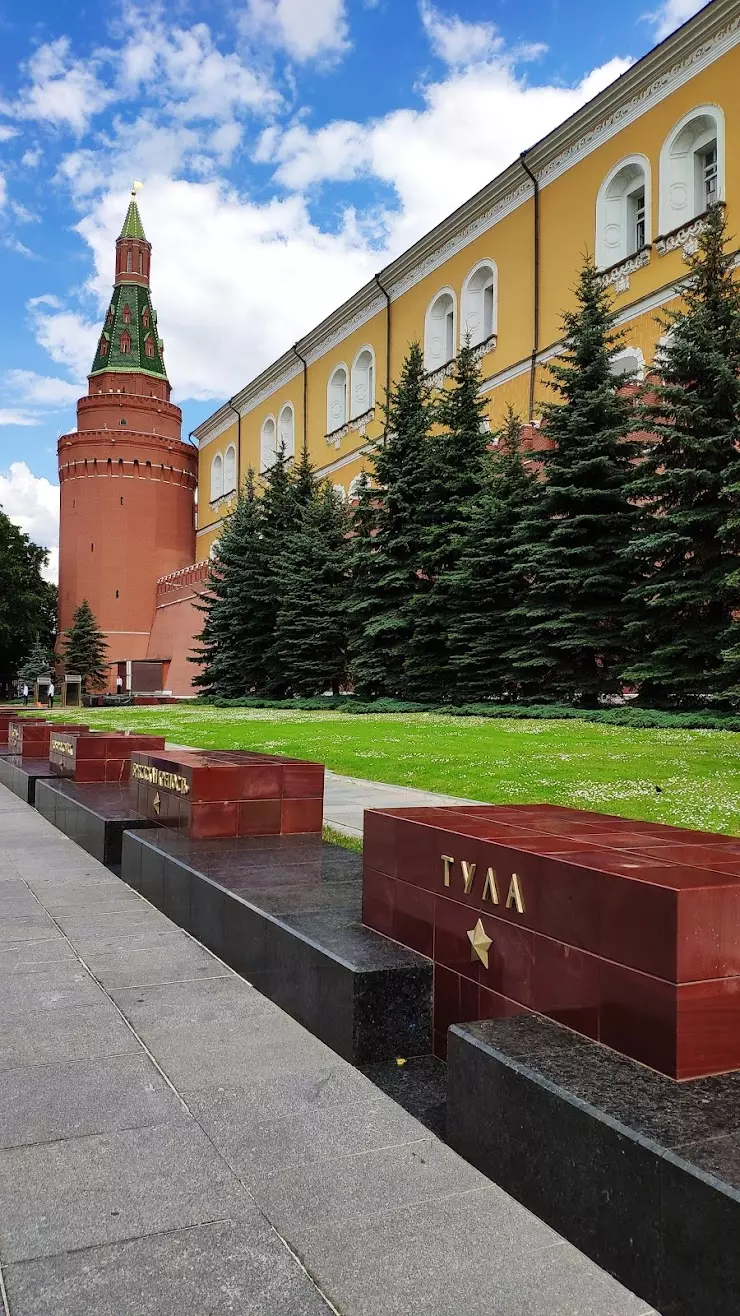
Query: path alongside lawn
48 706 740 835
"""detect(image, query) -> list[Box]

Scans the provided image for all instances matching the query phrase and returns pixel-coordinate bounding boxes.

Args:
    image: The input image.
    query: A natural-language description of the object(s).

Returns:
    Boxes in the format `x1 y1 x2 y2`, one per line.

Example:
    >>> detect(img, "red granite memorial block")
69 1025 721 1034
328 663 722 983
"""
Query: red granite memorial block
6 721 90 759
48 730 167 783
129 748 324 839
362 802 740 1079
0 713 47 747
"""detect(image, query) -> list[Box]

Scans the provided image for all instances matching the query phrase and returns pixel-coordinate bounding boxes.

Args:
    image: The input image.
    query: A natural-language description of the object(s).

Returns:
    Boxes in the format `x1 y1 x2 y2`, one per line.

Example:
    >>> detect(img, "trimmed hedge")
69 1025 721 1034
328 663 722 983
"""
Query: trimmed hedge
199 694 740 732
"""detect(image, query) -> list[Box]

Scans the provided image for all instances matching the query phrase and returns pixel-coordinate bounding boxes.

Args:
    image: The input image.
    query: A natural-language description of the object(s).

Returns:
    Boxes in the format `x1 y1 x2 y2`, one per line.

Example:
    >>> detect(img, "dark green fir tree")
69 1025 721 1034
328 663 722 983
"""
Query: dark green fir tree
256 443 300 697
192 471 269 697
62 600 108 693
272 482 351 696
347 342 433 698
505 256 638 703
404 337 490 702
19 638 55 685
0 507 55 693
447 407 539 701
623 204 740 703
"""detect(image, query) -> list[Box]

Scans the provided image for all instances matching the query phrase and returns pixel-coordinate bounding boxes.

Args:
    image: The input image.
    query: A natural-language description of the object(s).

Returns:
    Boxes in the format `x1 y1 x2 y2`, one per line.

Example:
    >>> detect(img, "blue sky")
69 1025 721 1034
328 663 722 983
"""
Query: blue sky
0 0 704 574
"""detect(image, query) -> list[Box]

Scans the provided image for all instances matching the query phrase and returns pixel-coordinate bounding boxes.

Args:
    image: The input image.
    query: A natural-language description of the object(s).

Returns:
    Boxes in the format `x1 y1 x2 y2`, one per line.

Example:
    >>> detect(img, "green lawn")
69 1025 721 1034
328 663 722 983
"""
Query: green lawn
47 705 740 835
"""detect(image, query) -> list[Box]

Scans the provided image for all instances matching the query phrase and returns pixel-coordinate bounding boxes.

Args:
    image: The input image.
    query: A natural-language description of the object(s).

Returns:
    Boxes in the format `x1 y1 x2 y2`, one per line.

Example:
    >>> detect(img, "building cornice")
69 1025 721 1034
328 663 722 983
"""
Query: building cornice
195 0 738 448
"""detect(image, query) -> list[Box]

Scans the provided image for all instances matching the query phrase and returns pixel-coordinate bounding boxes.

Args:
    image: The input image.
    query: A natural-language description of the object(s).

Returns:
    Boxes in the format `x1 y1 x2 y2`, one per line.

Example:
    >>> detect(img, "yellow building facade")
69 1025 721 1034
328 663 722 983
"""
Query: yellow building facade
194 0 740 559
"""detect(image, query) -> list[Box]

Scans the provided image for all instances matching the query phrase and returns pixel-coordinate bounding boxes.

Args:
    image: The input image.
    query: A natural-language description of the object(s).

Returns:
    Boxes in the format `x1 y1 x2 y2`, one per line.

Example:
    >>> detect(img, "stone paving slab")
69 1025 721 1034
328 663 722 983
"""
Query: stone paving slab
0 781 657 1316
323 769 481 836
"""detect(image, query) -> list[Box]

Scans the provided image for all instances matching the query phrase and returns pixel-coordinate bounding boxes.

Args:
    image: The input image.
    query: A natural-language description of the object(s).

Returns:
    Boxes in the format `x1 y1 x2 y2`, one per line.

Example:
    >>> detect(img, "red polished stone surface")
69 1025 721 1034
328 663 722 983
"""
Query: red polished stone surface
0 714 46 747
48 730 166 783
362 803 740 1080
129 748 324 839
6 722 90 759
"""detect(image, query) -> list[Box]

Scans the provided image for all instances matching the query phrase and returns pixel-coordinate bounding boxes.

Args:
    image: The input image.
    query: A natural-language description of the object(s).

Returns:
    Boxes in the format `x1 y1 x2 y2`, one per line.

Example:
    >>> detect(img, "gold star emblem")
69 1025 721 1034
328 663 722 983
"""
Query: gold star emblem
467 918 492 969
153 792 161 815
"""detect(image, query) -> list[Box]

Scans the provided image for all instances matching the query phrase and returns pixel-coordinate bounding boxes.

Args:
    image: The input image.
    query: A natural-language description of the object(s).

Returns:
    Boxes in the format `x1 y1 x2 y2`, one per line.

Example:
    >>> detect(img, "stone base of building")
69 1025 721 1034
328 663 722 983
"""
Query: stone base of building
447 1014 740 1316
120 827 432 1065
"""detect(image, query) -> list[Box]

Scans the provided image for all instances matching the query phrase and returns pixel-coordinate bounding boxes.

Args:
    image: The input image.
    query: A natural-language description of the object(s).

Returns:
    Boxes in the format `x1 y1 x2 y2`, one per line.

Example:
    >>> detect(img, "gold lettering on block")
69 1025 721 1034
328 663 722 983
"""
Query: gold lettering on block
506 873 525 914
130 762 190 795
441 855 455 887
50 738 74 757
461 861 476 894
482 868 499 904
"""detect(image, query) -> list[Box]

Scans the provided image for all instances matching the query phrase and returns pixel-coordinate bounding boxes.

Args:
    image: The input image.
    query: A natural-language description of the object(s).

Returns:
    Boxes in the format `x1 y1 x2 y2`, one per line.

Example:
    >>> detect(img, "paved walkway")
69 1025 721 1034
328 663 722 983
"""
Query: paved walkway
0 782 656 1316
323 770 480 836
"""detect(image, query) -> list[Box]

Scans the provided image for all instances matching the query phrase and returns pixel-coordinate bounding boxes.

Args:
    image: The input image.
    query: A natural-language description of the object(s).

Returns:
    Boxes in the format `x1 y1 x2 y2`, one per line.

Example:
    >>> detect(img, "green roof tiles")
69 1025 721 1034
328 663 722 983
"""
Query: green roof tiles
119 198 146 241
89 282 168 380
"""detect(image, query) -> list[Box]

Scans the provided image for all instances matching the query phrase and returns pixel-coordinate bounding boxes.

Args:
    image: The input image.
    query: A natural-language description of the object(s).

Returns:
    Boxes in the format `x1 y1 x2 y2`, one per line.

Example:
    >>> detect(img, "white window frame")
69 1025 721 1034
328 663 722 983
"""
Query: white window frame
210 452 224 501
348 474 365 500
610 347 645 382
659 105 725 235
461 261 497 347
424 288 457 372
223 443 237 494
351 346 375 420
595 155 651 269
327 364 349 433
278 403 295 458
260 415 277 472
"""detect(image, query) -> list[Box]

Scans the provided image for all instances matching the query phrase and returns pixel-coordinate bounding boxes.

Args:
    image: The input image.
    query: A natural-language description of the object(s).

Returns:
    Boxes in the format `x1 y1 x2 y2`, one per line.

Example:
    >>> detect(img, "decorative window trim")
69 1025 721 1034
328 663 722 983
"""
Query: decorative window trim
610 347 645 381
278 401 296 458
351 345 376 420
596 246 651 292
595 154 652 272
223 443 237 494
325 406 375 447
210 452 224 502
209 491 236 511
654 202 724 258
327 363 349 434
424 286 457 372
461 259 498 347
260 415 277 472
658 103 725 237
425 334 497 386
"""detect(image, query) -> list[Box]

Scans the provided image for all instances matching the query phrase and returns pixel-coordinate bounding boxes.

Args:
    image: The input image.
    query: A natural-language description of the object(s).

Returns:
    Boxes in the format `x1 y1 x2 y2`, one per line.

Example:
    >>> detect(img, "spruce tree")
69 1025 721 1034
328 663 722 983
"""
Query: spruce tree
623 205 740 703
0 507 55 693
62 600 108 693
505 257 638 703
447 408 539 701
347 342 433 698
257 443 300 697
272 482 351 696
191 472 269 697
19 639 55 685
404 338 490 702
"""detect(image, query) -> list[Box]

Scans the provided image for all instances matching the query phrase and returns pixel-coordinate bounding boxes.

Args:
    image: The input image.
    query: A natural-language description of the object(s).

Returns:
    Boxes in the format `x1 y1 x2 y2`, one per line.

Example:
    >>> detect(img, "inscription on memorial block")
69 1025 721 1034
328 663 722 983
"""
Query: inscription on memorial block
48 731 166 783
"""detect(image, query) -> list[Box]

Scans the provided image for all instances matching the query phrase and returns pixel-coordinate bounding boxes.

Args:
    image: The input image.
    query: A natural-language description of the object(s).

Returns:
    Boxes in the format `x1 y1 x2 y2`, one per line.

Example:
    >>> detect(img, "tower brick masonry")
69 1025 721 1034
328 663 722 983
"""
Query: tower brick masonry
57 193 198 677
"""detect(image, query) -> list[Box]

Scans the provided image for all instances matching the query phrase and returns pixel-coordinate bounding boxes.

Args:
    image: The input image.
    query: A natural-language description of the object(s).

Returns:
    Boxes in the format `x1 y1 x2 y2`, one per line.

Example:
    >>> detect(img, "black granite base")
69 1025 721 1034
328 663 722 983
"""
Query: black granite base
361 1056 447 1139
121 828 432 1066
447 1015 740 1316
0 755 56 805
35 780 158 868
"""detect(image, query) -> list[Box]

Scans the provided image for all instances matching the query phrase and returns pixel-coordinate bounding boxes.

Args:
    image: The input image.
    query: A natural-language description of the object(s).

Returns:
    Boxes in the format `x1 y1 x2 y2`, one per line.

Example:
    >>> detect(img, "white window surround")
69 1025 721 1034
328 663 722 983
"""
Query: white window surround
260 415 277 471
351 347 375 419
210 452 224 502
348 474 365 500
278 403 295 458
223 444 237 494
659 104 724 236
424 288 457 372
327 364 349 433
596 155 652 270
610 347 645 381
332 483 347 502
461 261 497 347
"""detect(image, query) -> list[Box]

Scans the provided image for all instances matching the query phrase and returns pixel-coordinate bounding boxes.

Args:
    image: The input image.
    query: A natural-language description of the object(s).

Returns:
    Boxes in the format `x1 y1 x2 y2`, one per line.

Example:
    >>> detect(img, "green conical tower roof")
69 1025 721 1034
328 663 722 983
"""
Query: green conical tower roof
120 197 146 240
89 195 168 383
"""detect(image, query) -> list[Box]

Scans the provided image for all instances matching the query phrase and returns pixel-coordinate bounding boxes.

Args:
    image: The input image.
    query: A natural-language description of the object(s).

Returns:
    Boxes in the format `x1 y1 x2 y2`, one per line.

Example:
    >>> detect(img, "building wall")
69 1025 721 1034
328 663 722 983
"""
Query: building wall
195 6 740 560
147 562 209 695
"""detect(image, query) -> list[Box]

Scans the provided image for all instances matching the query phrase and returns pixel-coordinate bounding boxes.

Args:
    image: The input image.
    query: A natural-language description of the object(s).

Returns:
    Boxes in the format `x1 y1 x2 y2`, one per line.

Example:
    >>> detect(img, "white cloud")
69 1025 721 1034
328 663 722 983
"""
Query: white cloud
649 0 706 41
7 37 115 133
21 147 41 168
4 369 82 407
242 0 350 63
420 0 503 66
0 461 59 579
0 172 6 210
27 299 98 379
0 410 38 426
0 124 18 142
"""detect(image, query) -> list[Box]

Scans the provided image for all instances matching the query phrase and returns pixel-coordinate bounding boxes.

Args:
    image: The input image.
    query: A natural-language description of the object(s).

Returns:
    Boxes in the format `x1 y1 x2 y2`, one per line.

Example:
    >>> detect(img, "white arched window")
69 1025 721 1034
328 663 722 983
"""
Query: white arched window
424 289 456 371
596 156 651 268
351 348 375 419
348 474 365 501
327 365 348 432
659 106 724 235
461 262 497 346
210 452 223 501
260 415 277 471
610 347 645 381
278 403 295 458
224 444 236 494
332 483 347 502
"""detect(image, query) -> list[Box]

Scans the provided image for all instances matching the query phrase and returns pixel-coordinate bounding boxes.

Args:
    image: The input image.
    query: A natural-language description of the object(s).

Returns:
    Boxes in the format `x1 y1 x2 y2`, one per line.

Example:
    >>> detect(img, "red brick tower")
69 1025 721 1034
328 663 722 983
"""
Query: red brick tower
57 193 197 669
